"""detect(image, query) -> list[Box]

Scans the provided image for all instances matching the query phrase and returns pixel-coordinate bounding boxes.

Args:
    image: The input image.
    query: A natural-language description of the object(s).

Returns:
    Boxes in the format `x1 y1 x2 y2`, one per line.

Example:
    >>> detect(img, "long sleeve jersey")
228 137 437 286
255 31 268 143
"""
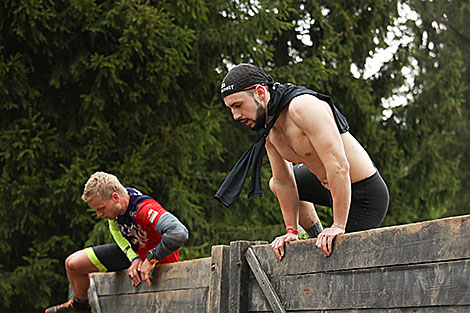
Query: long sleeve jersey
111 187 188 264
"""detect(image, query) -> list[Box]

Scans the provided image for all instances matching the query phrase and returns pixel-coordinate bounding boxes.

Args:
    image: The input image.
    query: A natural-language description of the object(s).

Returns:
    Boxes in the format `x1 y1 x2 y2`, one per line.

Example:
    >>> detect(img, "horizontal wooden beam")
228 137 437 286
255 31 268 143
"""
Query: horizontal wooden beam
249 259 470 311
246 214 470 312
250 214 470 276
97 289 208 313
87 215 470 313
91 257 211 296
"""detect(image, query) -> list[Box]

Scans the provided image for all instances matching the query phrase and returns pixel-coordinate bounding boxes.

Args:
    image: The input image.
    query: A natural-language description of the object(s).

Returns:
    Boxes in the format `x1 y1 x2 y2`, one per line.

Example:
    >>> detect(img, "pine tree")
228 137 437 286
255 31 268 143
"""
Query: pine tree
0 0 196 310
0 0 290 310
384 0 467 223
0 0 440 311
404 0 469 218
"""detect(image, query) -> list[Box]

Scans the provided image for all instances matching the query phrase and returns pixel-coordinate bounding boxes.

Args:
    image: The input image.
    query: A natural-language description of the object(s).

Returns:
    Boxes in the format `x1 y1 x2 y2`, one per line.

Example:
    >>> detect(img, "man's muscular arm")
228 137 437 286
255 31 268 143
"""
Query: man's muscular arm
289 95 351 257
266 140 300 260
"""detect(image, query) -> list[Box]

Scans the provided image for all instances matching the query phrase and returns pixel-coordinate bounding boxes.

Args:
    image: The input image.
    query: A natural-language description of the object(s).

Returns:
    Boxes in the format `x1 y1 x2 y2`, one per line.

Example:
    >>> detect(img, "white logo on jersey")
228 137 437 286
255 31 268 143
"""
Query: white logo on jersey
137 224 149 250
148 209 158 224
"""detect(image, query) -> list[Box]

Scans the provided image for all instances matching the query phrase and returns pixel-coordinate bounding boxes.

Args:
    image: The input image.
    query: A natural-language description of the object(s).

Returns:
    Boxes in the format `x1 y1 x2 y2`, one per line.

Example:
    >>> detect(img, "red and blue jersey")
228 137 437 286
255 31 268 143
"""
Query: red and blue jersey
115 188 179 264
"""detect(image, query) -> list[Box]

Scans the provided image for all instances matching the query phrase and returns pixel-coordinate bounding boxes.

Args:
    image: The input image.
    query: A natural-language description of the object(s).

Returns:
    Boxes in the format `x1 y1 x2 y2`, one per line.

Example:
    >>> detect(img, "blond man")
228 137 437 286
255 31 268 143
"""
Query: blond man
46 172 188 313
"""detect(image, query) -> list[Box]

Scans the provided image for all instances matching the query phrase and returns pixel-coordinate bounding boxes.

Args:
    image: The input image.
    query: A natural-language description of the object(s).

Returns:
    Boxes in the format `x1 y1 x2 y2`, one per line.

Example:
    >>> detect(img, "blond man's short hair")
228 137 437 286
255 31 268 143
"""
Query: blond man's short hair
82 171 127 202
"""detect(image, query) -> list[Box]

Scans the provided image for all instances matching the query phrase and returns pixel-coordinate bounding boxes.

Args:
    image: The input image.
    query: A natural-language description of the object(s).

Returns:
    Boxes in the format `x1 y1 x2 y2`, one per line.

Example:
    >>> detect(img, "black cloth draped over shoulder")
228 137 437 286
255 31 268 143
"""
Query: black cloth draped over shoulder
214 83 349 207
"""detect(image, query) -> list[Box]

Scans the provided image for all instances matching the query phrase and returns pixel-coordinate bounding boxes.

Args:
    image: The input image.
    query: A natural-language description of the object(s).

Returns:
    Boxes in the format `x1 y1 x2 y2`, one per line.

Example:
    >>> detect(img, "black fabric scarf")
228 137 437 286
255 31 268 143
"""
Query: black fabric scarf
214 83 347 207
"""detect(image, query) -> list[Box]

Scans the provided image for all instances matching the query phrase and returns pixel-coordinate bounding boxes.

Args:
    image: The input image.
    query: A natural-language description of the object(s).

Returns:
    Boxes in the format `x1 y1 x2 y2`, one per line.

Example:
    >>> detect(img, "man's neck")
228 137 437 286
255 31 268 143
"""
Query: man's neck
263 91 271 126
264 91 271 111
119 194 130 215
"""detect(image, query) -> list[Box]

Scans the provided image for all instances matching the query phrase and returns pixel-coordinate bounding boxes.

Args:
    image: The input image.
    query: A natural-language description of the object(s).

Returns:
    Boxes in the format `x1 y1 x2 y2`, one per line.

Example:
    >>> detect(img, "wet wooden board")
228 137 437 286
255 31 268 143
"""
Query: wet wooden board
250 214 470 277
245 214 470 312
247 307 470 313
97 289 208 313
248 260 470 311
87 215 470 313
245 247 285 313
91 257 211 296
207 245 231 313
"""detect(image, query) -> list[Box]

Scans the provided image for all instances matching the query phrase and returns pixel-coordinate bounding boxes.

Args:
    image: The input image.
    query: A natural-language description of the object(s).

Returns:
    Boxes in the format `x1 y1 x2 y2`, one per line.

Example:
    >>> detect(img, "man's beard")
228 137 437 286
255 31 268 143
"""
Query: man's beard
251 97 266 131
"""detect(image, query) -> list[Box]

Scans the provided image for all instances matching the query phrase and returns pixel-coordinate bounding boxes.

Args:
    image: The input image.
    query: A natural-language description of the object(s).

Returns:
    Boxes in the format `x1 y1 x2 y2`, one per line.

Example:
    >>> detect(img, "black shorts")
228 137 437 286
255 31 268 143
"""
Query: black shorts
84 244 131 272
294 164 389 232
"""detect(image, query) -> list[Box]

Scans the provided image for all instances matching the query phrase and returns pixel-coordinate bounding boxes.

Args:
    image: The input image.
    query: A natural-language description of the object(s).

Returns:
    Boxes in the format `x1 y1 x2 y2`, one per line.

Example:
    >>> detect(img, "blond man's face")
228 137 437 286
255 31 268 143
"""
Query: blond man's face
87 193 123 220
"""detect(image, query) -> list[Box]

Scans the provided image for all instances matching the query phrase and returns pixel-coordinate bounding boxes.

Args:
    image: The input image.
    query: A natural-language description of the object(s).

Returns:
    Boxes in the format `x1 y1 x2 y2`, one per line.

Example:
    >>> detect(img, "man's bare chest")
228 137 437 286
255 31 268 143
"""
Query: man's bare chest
268 126 323 168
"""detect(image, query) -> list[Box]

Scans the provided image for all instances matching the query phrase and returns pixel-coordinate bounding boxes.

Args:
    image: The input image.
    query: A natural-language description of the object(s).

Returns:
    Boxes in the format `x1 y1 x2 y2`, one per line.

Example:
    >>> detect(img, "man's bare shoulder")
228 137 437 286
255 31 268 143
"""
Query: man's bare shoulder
288 94 331 123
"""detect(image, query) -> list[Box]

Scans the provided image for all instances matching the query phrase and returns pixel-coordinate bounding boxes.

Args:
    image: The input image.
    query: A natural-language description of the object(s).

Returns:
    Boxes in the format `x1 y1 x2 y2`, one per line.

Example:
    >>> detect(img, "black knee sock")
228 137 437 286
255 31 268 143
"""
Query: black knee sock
72 296 89 310
304 220 323 238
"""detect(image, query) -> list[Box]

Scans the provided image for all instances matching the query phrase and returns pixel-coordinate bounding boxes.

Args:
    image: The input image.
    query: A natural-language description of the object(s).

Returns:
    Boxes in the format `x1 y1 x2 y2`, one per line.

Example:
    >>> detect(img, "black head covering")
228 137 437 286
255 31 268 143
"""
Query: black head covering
220 64 274 98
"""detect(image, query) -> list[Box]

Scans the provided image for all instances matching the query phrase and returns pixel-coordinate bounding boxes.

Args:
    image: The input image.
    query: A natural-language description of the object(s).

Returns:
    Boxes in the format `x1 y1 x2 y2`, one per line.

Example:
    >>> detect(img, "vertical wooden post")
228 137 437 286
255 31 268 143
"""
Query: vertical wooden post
228 241 251 313
207 245 231 313
227 241 268 313
89 276 102 313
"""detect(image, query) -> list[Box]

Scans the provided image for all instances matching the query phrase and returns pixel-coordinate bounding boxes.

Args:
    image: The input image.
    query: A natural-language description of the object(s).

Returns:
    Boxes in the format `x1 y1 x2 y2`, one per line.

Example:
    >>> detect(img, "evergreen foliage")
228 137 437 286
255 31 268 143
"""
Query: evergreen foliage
407 0 469 218
0 1 289 310
0 0 467 312
385 0 467 223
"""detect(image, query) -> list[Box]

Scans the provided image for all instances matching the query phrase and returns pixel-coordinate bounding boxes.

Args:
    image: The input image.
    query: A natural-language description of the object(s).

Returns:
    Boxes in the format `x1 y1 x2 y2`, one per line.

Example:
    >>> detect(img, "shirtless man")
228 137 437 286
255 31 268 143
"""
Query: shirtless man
217 64 389 259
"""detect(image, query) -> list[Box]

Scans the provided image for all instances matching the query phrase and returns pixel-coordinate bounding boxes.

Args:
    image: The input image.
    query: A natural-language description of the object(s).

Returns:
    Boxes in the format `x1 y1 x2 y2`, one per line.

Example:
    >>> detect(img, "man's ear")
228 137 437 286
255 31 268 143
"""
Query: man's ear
112 192 120 203
254 84 267 101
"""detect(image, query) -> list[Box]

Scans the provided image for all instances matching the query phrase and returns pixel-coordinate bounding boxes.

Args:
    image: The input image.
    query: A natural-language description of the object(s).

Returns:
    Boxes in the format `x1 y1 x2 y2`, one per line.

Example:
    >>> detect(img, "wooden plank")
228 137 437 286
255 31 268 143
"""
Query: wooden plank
229 241 251 313
245 247 285 313
86 216 470 312
207 245 230 313
91 258 211 296
250 215 470 276
248 307 470 313
98 288 208 313
89 277 102 313
247 260 470 311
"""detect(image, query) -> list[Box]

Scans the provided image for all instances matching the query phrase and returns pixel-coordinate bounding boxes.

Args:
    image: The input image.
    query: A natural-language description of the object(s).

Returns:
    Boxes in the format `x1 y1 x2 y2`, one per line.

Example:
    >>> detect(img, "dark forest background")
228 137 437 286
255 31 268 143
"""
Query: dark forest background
1 0 469 311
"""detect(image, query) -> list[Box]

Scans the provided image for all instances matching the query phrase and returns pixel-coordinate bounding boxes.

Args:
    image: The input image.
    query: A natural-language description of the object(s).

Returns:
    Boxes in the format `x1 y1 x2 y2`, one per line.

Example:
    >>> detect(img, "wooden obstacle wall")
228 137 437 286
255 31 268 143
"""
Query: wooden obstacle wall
89 214 470 313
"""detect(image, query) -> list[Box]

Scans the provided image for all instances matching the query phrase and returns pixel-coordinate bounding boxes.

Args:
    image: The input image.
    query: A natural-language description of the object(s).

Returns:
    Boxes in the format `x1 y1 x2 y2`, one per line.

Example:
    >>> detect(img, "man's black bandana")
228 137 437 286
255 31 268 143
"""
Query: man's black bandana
220 64 274 99
215 83 349 207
